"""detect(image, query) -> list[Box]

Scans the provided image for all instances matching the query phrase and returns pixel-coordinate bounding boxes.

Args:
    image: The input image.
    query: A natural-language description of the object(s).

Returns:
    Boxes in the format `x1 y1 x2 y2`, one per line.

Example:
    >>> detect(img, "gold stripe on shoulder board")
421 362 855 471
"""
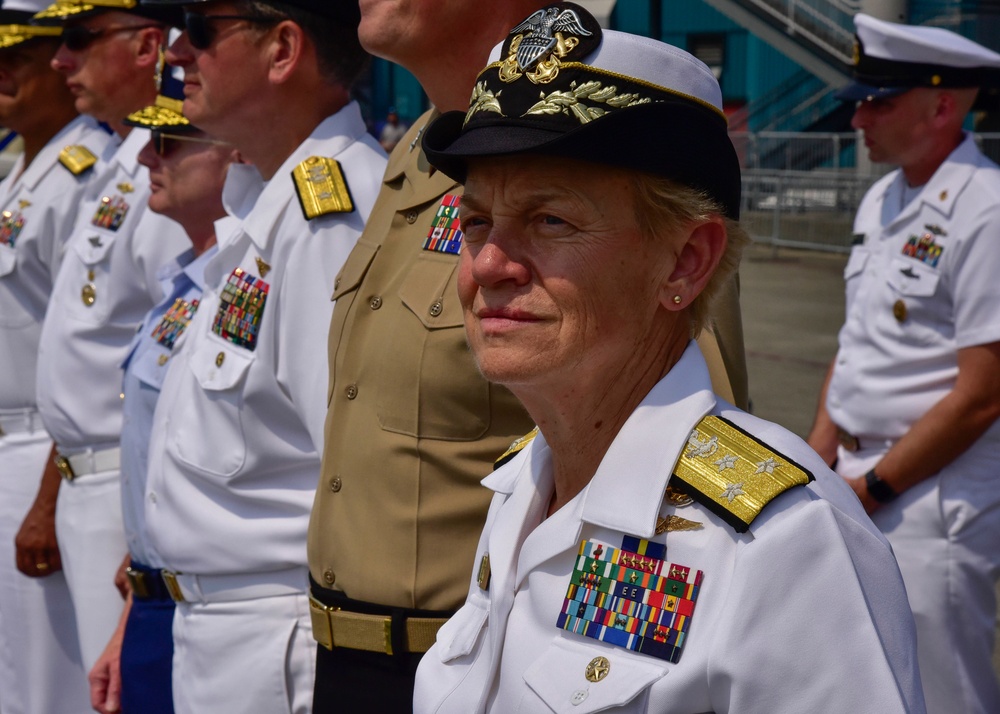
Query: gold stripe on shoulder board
59 145 98 176
494 427 539 471
292 156 354 219
670 416 812 533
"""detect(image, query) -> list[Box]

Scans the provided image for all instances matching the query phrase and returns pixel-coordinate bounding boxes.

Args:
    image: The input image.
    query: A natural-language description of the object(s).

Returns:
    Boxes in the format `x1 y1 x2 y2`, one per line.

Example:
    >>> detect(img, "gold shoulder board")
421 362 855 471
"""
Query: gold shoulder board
670 416 812 533
292 156 354 220
494 427 539 471
59 145 98 176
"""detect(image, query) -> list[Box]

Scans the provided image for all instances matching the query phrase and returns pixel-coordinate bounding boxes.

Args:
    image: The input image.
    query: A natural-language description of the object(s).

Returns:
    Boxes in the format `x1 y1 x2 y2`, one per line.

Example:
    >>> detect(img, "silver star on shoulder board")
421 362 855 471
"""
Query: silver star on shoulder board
714 454 738 471
721 482 745 502
755 457 778 474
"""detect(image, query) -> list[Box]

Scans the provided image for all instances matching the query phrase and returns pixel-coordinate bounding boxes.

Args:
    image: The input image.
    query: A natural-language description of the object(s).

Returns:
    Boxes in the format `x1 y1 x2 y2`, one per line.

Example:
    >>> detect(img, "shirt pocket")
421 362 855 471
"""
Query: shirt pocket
167 336 254 478
521 637 666 713
376 253 490 440
843 245 869 308
0 242 15 278
63 227 117 325
886 257 940 297
884 257 949 345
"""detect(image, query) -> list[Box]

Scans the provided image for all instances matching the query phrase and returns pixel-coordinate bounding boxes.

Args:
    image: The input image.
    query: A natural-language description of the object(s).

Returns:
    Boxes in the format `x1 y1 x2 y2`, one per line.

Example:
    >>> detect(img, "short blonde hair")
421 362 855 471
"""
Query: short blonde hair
631 173 749 335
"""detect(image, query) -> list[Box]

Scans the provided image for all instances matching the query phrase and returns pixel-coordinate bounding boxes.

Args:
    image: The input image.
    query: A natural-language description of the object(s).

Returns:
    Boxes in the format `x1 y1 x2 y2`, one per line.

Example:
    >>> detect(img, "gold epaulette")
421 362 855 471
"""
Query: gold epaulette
59 145 97 176
292 156 354 220
494 427 539 471
669 416 812 533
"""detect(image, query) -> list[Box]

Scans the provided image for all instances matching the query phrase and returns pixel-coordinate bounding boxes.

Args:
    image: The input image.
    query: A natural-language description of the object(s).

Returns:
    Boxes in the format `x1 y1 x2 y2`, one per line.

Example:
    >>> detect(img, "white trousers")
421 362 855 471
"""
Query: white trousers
172 591 315 714
55 467 128 673
838 446 1000 714
0 431 90 714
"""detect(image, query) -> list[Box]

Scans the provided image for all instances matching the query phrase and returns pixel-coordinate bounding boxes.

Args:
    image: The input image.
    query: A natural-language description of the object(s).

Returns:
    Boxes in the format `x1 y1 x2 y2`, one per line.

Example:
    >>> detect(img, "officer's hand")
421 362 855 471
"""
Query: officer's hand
14 500 62 577
845 475 879 515
114 554 131 600
89 619 125 714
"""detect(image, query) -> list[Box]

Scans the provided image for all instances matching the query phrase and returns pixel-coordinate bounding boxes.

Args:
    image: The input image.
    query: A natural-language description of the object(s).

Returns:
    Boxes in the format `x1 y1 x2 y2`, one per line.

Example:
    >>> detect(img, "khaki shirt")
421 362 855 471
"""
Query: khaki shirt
307 111 748 612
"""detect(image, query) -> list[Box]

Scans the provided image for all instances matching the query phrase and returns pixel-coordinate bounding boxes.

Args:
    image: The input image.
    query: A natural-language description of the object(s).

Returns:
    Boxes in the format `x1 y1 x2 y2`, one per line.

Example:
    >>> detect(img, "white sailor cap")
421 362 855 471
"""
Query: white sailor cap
838 13 1000 102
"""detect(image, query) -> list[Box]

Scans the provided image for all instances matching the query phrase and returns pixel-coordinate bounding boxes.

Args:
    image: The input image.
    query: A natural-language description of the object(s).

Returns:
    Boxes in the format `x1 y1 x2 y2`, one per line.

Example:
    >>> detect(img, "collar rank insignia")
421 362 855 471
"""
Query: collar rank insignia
151 297 200 350
292 157 354 220
212 267 269 351
500 3 598 84
494 426 539 471
902 232 943 268
558 536 704 664
0 208 27 248
669 416 812 533
423 194 464 255
59 145 97 176
91 194 130 231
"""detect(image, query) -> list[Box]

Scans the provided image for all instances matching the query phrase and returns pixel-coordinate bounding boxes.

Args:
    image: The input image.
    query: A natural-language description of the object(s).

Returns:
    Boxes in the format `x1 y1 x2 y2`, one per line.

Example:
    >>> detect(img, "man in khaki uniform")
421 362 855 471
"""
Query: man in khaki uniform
306 1 749 710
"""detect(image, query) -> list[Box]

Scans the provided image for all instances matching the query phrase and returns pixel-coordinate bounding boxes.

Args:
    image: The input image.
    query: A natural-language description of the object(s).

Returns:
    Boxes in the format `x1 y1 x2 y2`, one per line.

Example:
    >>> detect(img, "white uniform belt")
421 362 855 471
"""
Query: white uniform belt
54 446 121 481
161 566 308 604
0 409 44 437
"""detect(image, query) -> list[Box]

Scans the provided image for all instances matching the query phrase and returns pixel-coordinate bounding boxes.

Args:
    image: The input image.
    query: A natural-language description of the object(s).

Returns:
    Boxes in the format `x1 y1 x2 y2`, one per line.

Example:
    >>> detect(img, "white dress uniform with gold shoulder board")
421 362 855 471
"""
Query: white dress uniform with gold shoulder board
415 343 926 714
143 102 385 714
828 133 1000 714
0 114 110 714
34 125 191 672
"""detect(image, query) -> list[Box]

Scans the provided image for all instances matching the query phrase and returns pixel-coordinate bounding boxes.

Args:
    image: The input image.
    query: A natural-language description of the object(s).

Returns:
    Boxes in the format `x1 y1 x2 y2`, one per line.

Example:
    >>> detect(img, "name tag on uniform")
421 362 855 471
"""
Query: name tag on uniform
423 194 463 255
556 536 704 664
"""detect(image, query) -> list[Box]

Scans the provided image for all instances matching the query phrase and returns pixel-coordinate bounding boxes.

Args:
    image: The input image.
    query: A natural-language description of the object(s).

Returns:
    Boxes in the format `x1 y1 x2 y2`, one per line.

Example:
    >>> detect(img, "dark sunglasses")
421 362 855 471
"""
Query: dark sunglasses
151 130 230 157
183 12 279 51
62 24 160 52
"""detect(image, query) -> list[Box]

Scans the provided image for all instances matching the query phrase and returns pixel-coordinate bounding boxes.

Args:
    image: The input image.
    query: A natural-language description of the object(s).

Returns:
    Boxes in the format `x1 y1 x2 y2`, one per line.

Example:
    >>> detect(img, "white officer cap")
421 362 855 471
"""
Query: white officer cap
839 13 1000 102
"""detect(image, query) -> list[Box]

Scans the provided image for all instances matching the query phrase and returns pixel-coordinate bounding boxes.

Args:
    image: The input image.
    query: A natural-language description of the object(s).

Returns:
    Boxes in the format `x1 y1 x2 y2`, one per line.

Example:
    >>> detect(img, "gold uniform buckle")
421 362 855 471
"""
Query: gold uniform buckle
161 570 185 602
125 567 150 599
53 455 75 481
835 427 860 453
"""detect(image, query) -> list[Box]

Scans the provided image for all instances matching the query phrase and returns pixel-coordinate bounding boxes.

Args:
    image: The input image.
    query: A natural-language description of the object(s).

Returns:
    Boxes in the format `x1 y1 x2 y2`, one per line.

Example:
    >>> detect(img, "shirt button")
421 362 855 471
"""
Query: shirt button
369 296 382 310
148 492 158 504
405 210 418 224
571 690 589 705
345 384 358 400
158 354 169 366
216 351 225 367
334 277 341 290
323 568 335 585
429 300 443 317
330 477 342 493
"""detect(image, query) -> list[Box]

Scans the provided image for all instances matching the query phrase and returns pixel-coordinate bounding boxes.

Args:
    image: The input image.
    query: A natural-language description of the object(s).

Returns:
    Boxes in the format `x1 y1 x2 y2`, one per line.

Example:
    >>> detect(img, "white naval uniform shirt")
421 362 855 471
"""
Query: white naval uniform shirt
35 127 191 452
120 244 218 568
414 344 926 714
145 103 386 576
827 134 1000 442
0 116 111 412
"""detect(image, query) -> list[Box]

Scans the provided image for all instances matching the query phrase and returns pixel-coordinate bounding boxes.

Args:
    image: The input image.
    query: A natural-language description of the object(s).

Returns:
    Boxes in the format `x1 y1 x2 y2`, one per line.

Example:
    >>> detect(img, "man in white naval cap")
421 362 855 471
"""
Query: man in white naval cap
809 13 1000 713
0 1 111 711
23 0 190 682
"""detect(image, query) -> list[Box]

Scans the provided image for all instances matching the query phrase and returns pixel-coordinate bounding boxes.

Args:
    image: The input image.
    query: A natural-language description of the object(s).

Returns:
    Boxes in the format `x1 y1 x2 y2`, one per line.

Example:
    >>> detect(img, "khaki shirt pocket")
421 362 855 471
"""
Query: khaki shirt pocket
377 254 490 440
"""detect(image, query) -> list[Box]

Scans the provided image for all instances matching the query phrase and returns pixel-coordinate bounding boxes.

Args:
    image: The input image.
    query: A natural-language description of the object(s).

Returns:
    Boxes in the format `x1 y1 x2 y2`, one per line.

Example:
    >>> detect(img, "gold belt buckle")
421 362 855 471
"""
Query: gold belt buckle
161 570 185 602
309 594 336 651
126 567 150 599
835 427 860 453
53 455 75 481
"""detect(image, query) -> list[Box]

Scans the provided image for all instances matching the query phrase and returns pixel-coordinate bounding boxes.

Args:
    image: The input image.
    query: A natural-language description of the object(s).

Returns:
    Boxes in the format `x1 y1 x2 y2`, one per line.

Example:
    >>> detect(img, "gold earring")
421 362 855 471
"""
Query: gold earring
672 295 682 305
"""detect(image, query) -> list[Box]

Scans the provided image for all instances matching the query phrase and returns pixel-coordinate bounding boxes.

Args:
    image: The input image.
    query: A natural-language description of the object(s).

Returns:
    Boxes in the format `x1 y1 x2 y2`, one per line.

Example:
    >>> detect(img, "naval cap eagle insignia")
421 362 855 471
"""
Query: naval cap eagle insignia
509 6 592 71
499 2 602 85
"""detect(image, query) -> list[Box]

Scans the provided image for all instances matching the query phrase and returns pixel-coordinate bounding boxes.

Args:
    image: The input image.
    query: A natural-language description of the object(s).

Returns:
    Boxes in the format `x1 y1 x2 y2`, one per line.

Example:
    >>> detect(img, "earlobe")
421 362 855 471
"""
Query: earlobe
661 218 727 310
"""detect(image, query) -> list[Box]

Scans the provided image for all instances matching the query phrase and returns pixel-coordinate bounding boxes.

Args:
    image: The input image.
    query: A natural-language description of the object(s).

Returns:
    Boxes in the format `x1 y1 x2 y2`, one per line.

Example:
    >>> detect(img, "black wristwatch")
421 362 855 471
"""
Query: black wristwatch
864 468 898 504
